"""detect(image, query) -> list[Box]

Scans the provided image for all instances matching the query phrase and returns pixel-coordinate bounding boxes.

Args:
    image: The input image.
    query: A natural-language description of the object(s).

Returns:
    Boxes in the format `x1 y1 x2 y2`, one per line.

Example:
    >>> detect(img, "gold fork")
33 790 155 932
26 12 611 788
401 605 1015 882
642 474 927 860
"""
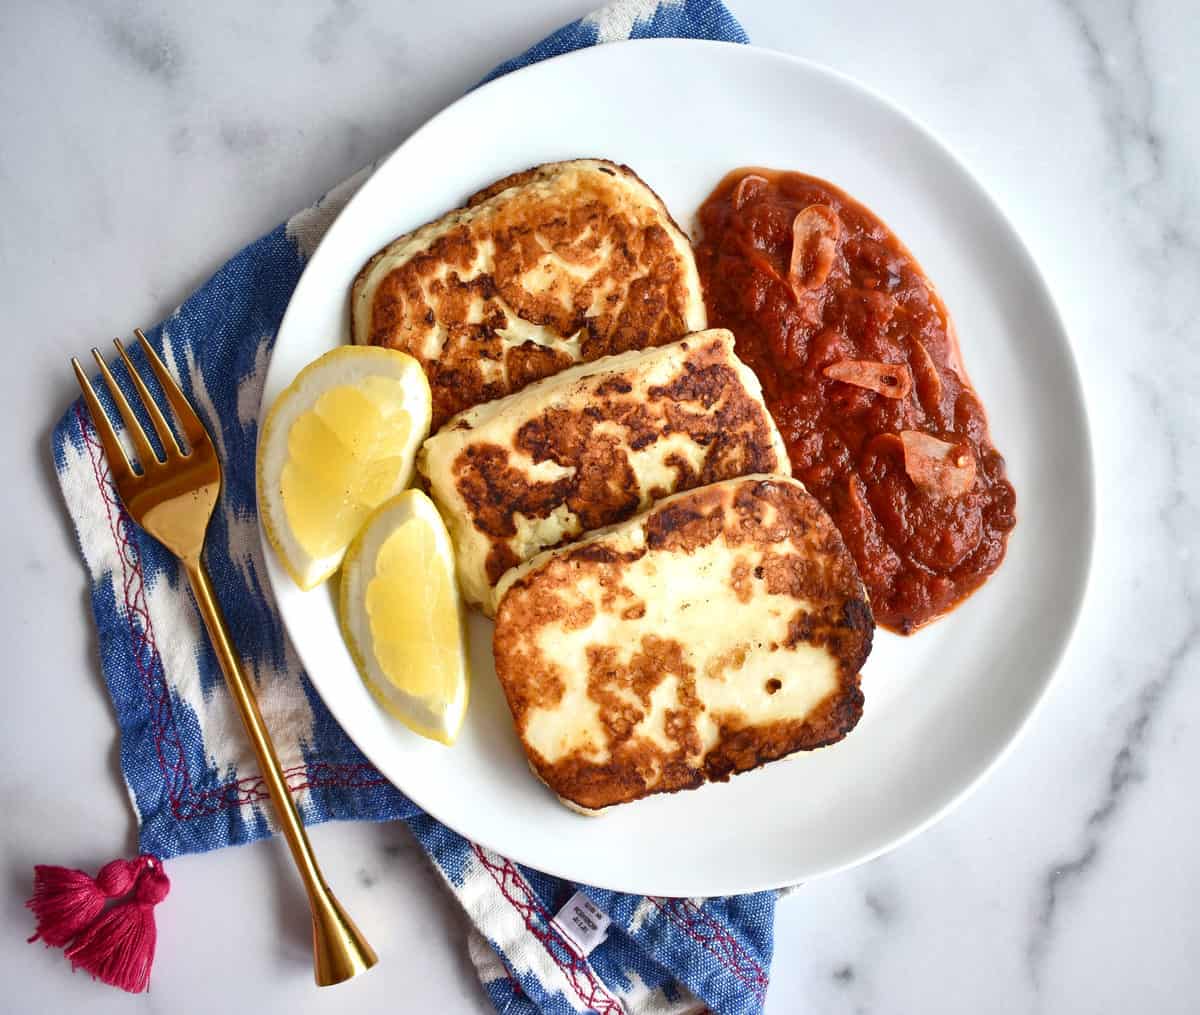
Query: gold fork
72 329 377 986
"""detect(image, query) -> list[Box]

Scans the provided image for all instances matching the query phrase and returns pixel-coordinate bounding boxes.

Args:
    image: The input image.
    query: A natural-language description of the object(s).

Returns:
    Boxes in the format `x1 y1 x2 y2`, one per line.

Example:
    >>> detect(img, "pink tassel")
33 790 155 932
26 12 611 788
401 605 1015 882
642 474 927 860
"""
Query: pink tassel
64 858 170 994
26 857 145 947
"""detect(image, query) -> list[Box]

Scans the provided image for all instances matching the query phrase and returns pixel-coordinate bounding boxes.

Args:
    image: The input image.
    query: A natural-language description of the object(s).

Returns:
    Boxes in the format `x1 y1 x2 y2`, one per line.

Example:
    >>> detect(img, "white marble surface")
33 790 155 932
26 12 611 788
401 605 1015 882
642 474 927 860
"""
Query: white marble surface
1 0 1196 1012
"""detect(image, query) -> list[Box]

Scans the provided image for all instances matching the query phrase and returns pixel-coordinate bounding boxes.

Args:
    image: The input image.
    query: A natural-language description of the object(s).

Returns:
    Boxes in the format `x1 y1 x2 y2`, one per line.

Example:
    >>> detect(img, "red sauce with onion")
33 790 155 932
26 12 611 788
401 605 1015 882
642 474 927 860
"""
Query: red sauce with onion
696 168 1016 633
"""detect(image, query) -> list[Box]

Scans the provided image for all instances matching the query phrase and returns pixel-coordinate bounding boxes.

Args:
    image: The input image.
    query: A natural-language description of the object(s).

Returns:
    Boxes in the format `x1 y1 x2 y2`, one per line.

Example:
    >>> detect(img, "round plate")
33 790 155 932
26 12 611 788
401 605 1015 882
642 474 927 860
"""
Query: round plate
262 39 1093 895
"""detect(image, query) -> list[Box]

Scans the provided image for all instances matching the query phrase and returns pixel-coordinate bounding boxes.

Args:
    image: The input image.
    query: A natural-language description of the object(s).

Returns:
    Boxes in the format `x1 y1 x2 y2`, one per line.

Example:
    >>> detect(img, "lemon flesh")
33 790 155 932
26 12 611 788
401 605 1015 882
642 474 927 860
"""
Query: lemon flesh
340 490 469 744
281 379 412 558
258 347 431 590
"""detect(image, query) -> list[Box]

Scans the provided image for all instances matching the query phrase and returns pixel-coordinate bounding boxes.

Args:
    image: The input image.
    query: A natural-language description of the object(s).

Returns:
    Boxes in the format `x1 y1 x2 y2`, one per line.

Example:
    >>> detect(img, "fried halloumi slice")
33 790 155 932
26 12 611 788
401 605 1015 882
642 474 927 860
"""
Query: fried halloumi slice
352 159 706 430
491 475 873 813
419 330 790 613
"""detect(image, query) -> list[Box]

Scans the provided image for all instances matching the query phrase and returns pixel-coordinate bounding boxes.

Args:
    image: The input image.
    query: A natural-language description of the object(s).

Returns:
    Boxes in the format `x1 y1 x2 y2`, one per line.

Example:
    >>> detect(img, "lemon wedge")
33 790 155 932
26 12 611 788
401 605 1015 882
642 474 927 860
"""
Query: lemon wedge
339 490 469 744
258 347 431 590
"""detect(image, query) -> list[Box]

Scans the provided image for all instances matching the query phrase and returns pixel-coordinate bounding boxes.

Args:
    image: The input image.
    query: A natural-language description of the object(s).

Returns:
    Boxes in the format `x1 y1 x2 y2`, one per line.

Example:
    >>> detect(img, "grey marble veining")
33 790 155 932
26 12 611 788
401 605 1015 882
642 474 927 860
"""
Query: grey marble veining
1018 1 1200 997
1 1 1198 1013
100 5 183 85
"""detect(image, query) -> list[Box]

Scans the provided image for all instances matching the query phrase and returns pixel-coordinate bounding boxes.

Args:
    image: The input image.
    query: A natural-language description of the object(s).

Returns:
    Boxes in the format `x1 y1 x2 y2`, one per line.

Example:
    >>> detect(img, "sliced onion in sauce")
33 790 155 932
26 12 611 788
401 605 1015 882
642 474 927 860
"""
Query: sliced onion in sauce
732 174 768 210
899 431 977 498
845 474 902 582
788 205 841 294
824 360 913 399
747 250 788 289
908 339 943 411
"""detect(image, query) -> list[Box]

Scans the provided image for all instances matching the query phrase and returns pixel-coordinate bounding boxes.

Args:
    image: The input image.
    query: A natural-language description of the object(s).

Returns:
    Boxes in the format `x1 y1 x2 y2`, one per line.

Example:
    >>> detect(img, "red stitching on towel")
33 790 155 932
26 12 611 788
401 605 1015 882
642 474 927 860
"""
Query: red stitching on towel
470 844 623 1014
176 761 389 818
80 405 195 814
78 407 386 820
647 897 768 1001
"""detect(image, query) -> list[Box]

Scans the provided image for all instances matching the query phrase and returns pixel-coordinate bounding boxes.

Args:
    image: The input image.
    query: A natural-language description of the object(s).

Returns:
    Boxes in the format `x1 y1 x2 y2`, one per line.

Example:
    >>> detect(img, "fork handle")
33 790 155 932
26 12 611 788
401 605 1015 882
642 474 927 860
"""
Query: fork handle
183 560 378 986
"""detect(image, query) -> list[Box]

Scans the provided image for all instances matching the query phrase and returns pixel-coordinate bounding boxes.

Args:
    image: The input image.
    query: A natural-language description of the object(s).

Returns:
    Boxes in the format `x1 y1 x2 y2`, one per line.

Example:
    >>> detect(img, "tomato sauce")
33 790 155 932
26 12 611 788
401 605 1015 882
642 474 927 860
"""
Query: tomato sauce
696 168 1016 633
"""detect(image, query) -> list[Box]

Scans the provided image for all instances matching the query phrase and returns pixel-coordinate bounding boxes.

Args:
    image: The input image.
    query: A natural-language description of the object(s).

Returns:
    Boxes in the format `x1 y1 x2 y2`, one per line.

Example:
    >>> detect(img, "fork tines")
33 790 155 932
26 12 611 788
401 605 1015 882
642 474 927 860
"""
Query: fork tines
71 329 206 478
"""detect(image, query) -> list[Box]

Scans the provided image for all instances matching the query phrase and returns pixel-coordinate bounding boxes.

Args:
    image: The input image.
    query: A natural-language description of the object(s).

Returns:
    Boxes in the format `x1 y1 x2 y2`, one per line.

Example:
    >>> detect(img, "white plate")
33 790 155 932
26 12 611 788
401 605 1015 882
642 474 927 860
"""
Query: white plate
262 40 1093 896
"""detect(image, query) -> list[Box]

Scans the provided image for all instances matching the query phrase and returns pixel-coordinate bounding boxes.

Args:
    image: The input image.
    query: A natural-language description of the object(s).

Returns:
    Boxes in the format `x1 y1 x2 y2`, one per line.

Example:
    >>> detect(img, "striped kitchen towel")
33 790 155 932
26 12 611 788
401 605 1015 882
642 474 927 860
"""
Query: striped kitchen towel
51 2 777 1013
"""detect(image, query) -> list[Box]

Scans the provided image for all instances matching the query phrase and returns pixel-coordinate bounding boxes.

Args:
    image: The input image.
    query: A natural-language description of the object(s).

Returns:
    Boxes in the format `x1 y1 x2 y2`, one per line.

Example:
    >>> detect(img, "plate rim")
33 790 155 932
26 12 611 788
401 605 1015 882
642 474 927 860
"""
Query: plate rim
262 37 1096 894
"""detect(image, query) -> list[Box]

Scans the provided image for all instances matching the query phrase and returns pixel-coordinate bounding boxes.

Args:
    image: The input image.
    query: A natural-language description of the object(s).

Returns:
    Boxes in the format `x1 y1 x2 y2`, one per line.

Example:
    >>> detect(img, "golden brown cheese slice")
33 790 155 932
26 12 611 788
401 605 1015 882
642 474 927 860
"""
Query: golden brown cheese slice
491 475 873 813
352 159 707 430
418 330 790 613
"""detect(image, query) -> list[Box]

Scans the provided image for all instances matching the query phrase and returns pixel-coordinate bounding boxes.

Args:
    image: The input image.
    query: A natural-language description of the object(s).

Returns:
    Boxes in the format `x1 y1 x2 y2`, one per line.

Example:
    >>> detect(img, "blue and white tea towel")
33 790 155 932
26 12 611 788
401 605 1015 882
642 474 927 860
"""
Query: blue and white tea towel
52 3 776 1013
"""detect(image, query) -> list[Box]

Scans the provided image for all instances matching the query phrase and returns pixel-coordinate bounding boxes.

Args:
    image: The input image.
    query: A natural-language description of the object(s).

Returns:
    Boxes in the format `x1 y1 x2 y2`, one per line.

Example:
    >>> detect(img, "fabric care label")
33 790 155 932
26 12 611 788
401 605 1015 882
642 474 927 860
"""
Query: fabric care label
550 890 612 955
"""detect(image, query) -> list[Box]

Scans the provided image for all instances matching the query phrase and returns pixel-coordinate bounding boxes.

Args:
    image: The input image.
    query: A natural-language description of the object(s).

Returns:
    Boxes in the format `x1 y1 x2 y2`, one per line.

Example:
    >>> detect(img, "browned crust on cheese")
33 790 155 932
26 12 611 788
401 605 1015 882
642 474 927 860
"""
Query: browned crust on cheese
450 334 782 585
492 477 872 812
351 159 702 429
465 159 696 247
